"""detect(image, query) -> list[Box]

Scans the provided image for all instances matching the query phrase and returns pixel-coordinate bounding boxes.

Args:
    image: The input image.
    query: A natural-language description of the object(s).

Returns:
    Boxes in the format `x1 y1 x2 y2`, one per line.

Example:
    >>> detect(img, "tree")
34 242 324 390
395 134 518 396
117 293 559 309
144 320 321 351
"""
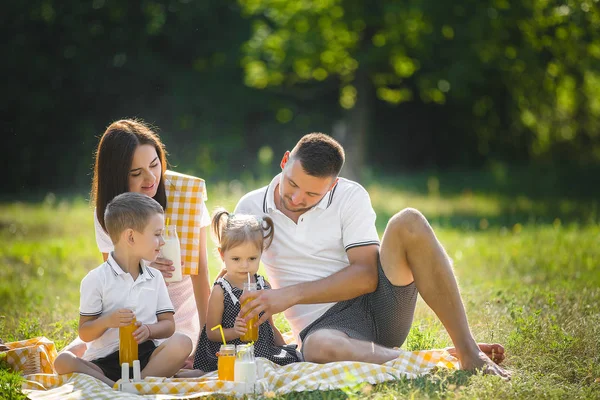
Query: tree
238 0 600 175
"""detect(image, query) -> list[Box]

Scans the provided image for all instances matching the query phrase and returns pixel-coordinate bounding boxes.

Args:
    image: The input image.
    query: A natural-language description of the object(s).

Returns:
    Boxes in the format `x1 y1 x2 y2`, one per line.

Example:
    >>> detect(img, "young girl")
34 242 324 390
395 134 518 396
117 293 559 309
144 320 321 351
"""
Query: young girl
192 209 301 372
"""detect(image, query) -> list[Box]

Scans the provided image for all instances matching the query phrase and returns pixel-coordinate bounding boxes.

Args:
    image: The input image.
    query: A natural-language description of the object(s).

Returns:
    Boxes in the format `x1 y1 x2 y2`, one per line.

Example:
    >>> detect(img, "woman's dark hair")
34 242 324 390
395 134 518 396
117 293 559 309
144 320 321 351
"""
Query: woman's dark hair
91 119 168 231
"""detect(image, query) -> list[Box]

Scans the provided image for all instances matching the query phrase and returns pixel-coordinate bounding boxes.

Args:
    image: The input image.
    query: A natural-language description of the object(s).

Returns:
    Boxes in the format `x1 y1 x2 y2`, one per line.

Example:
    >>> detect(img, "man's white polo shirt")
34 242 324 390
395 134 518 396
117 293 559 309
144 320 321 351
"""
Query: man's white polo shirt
235 174 380 341
79 252 174 361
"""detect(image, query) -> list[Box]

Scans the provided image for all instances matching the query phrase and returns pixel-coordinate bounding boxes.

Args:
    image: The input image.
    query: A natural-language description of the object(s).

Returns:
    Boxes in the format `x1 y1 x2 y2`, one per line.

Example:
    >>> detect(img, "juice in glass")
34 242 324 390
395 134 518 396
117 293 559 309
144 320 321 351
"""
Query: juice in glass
240 282 258 342
119 316 138 365
217 344 236 381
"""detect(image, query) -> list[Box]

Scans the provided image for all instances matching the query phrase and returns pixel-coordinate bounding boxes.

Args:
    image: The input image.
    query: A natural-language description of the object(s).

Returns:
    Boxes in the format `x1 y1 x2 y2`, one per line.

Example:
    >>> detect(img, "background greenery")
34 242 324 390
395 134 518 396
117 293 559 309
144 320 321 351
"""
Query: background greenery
4 0 600 194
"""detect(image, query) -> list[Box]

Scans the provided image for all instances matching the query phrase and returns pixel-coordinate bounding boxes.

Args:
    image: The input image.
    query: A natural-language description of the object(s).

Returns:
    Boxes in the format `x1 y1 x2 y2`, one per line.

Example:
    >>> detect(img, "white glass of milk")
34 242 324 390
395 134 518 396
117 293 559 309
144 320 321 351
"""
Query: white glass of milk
235 344 257 392
161 225 182 283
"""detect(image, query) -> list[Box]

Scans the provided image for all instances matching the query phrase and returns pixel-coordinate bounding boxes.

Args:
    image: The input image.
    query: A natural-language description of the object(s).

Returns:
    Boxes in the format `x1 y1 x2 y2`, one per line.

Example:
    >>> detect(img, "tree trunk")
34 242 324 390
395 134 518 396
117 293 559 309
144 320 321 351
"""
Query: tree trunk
334 69 371 183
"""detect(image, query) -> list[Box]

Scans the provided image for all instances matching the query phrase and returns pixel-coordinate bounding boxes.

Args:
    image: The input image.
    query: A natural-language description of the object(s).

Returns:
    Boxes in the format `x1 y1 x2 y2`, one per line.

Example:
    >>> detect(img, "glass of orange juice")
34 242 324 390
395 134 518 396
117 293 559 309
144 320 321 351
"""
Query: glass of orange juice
217 344 236 381
240 282 259 342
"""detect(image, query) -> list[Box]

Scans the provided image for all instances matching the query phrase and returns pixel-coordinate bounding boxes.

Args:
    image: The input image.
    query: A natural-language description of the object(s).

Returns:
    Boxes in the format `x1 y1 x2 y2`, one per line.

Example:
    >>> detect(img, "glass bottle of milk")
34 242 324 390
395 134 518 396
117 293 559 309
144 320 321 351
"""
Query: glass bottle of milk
235 343 257 392
161 225 182 282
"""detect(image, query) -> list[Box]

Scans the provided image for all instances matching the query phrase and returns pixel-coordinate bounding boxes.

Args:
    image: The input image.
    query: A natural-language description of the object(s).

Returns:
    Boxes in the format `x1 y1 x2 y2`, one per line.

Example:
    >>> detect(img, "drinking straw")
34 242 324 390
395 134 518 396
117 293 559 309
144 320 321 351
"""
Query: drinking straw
248 272 251 285
211 324 227 346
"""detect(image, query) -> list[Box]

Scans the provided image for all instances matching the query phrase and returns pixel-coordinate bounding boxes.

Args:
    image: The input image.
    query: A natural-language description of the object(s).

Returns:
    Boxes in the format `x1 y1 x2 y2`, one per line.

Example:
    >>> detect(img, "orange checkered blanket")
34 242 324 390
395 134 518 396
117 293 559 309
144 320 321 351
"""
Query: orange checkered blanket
3 337 460 399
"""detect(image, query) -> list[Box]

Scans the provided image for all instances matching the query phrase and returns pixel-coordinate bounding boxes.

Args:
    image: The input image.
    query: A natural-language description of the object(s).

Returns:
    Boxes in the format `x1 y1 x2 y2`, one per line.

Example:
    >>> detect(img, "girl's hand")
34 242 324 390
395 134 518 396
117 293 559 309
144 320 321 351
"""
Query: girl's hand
233 317 247 337
107 309 135 328
133 322 151 344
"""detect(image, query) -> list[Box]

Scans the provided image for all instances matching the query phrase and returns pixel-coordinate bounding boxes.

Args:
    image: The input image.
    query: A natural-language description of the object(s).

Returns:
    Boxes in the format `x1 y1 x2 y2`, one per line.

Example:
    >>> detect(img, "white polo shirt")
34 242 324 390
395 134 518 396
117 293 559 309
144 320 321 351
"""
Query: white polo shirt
80 253 175 361
235 174 380 341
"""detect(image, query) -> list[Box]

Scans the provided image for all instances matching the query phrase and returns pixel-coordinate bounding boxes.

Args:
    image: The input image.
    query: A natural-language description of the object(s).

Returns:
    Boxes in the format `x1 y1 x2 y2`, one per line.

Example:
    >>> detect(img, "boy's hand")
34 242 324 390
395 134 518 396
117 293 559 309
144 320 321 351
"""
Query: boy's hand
233 317 247 337
133 322 151 343
107 309 135 328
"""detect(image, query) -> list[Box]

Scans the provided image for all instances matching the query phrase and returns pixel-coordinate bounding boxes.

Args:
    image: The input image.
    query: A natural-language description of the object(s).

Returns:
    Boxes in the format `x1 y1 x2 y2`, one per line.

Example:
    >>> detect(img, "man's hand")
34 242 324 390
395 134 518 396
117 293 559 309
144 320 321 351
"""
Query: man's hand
106 309 135 329
238 287 296 327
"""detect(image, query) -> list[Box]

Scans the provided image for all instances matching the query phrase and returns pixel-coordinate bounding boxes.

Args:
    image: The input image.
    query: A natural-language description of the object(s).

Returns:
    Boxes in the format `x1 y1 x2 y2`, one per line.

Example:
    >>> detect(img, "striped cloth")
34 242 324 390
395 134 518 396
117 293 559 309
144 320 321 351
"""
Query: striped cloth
18 339 460 399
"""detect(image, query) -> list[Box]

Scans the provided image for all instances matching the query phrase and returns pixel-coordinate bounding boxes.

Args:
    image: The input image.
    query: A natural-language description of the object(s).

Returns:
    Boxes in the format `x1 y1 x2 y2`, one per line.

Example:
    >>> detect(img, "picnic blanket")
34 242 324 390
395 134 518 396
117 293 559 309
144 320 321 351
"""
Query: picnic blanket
4 337 460 399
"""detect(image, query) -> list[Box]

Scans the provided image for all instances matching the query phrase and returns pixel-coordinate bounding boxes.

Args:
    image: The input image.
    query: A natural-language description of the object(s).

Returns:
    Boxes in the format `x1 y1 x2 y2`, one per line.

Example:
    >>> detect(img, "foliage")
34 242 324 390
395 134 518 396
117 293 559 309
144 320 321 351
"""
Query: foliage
239 0 600 166
0 368 27 400
4 0 600 194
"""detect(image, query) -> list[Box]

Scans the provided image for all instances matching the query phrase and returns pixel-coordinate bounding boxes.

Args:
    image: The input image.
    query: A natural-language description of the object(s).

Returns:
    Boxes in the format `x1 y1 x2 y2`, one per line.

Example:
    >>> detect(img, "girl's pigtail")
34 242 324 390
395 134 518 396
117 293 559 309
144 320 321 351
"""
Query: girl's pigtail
261 215 275 250
211 207 230 247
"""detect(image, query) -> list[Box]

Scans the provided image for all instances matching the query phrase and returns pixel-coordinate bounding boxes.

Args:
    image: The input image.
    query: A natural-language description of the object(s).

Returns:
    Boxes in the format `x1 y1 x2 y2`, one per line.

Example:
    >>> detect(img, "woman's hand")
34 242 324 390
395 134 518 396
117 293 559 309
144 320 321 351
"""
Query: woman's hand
133 322 151 344
150 257 175 280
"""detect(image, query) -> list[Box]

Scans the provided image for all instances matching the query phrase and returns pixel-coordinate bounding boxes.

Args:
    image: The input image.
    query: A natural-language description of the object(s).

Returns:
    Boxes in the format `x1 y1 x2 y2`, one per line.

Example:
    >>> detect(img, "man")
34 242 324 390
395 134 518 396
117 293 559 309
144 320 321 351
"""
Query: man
236 133 509 378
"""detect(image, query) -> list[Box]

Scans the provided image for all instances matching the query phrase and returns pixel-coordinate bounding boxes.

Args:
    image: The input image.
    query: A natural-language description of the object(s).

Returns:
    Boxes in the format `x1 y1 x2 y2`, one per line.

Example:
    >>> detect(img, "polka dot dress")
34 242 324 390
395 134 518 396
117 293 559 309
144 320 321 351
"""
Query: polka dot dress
193 274 301 372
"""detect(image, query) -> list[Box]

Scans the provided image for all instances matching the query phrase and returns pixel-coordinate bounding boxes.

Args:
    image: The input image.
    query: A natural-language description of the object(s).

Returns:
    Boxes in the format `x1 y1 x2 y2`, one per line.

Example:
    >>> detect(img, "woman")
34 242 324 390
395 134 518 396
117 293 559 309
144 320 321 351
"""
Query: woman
65 119 211 367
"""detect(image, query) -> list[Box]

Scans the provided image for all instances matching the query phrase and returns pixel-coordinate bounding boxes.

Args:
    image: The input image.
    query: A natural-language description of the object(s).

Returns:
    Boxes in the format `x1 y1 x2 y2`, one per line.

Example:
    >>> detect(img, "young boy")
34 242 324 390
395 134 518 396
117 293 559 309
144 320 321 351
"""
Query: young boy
54 192 192 387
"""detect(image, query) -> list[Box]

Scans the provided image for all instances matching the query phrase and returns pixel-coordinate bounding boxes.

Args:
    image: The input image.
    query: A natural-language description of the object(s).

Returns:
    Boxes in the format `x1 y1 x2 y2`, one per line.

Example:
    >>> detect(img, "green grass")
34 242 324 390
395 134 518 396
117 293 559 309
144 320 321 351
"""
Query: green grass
1 176 599 399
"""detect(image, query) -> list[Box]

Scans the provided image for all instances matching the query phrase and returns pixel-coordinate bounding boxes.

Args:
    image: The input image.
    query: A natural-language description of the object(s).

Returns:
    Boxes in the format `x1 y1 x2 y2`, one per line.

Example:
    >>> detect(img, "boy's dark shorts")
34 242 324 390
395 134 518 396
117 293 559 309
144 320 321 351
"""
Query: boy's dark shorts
299 255 418 351
91 340 157 381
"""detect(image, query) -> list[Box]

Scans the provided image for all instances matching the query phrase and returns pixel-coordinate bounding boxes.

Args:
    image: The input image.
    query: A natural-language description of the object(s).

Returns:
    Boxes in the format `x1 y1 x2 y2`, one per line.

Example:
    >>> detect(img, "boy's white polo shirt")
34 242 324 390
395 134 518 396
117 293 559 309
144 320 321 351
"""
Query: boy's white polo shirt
235 174 380 341
79 252 174 361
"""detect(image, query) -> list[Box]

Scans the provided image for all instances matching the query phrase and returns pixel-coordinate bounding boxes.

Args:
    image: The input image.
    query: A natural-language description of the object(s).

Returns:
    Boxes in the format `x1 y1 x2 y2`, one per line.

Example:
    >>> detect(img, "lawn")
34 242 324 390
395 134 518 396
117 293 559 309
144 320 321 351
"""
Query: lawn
1 172 599 399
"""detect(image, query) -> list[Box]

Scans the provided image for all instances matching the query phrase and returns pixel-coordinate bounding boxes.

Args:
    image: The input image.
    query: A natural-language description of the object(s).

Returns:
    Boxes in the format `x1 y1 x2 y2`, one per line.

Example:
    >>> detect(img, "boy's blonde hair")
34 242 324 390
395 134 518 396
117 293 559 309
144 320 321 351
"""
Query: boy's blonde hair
211 208 274 253
104 192 164 244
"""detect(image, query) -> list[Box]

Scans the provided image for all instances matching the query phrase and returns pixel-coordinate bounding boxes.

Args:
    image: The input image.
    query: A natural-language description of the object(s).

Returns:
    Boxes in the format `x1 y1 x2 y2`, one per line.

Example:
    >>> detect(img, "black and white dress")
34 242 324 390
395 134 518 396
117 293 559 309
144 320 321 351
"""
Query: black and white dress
193 274 301 372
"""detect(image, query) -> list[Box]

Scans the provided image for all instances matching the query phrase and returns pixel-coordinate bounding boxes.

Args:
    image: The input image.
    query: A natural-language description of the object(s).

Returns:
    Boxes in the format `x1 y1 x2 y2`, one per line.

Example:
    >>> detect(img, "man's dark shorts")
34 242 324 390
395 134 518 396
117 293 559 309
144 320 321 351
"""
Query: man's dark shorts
299 255 418 351
91 340 157 381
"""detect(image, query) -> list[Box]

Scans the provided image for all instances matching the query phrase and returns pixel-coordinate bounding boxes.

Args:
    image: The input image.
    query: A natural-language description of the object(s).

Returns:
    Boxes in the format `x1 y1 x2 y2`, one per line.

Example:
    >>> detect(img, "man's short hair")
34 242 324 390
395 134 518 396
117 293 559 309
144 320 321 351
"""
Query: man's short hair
104 192 164 244
290 133 345 177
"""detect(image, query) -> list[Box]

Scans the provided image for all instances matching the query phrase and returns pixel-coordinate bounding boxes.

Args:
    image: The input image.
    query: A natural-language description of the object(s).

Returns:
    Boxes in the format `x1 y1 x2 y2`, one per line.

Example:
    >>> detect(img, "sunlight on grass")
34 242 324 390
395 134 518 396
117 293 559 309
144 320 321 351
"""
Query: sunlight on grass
1 181 599 399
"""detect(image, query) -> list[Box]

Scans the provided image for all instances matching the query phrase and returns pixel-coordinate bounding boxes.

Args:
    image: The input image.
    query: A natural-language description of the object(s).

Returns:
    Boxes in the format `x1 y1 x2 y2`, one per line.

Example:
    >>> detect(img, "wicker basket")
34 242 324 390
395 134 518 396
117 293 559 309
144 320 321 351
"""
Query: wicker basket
1 337 57 375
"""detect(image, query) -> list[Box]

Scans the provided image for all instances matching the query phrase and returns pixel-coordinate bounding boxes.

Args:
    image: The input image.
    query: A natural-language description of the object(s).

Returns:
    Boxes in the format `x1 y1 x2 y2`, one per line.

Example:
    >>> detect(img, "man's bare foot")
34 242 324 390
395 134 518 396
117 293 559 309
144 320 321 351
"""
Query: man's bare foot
445 343 505 365
458 348 511 380
174 369 206 378
444 343 510 379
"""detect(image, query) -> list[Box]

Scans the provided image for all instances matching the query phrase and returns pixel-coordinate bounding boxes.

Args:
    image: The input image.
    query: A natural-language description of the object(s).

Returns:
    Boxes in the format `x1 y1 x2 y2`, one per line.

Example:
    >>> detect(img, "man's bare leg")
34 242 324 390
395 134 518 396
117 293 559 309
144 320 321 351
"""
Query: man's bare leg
303 329 401 364
302 331 506 366
379 208 509 378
